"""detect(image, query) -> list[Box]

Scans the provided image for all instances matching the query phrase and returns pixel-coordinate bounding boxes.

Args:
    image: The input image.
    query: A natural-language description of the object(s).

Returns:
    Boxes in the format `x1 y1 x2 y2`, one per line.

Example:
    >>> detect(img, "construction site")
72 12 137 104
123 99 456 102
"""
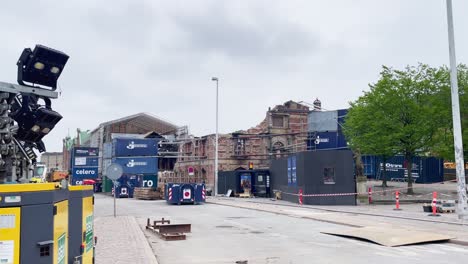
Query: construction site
2 1 468 264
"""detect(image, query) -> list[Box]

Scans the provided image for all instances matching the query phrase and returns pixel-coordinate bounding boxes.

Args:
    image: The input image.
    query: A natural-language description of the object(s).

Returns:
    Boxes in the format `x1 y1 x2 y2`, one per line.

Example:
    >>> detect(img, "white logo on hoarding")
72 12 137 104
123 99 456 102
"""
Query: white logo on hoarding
75 169 96 175
380 163 404 171
143 180 154 187
126 141 148 149
126 160 148 167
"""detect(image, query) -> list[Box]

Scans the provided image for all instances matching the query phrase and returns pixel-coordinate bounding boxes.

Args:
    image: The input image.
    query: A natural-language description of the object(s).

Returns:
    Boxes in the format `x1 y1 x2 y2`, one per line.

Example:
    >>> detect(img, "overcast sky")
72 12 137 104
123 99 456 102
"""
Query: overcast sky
1 0 467 152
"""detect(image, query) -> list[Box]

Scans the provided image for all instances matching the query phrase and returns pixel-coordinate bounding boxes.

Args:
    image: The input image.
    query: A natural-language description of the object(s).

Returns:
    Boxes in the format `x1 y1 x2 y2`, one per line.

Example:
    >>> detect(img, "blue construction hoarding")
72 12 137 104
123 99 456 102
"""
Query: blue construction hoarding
71 167 99 185
73 147 99 157
72 157 98 167
112 138 158 157
111 157 158 175
71 147 99 185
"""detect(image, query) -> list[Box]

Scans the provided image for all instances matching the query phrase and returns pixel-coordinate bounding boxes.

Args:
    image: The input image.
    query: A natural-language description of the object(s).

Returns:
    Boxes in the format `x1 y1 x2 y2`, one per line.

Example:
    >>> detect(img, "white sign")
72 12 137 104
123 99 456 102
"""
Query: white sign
126 141 148 149
183 189 191 199
4 196 21 203
75 157 87 166
142 180 154 187
0 215 15 229
0 240 14 264
75 169 96 175
126 160 147 167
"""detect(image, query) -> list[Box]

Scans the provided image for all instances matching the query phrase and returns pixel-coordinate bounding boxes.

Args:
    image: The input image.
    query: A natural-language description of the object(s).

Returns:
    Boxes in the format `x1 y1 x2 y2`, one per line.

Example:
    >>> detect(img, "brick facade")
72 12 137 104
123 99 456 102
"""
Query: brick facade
174 101 309 190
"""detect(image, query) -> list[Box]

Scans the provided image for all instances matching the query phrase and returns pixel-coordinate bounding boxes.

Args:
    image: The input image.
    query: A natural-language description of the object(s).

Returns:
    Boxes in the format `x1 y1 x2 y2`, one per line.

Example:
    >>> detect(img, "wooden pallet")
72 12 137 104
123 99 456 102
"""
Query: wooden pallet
239 189 252 198
134 187 162 200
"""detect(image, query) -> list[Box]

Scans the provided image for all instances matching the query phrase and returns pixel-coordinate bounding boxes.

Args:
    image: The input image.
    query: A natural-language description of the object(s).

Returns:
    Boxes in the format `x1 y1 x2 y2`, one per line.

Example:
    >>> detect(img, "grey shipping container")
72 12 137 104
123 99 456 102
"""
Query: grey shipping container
102 159 112 176
103 142 112 159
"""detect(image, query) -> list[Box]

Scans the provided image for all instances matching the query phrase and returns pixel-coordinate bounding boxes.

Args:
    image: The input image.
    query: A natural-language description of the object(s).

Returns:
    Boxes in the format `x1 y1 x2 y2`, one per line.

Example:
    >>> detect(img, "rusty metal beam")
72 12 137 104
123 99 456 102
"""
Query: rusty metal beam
157 224 191 234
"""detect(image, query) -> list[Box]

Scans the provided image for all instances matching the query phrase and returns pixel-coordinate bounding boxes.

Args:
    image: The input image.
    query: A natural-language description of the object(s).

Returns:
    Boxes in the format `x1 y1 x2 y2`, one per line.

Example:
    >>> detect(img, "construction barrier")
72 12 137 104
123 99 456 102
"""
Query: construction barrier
393 191 401 210
278 179 459 199
429 191 441 216
368 187 372 204
299 189 303 205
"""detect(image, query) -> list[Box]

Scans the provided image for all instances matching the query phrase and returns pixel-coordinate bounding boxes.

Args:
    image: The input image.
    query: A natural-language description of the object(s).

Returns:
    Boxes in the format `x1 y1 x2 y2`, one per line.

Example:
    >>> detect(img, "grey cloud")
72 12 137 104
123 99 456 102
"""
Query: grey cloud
0 0 467 153
172 6 319 60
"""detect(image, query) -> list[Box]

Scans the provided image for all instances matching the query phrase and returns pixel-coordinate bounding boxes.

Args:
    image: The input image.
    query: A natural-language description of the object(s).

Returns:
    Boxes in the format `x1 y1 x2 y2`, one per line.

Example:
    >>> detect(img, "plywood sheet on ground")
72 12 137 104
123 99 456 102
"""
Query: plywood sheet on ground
321 226 454 247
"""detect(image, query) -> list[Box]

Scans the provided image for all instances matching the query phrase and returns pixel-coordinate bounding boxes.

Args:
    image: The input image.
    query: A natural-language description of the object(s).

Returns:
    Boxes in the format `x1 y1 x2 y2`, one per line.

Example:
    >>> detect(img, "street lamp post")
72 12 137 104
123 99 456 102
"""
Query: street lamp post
446 0 467 219
211 77 219 196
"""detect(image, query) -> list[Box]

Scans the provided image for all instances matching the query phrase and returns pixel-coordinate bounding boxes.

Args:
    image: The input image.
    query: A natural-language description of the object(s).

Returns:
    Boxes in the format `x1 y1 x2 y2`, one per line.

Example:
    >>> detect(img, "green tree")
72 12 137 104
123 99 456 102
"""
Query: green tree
344 87 397 187
345 64 444 194
430 65 468 161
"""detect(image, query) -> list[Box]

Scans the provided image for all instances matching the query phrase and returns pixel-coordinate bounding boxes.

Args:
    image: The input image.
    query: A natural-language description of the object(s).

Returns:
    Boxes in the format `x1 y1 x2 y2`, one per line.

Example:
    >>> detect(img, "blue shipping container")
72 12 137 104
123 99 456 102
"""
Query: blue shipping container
361 155 376 176
117 175 141 187
308 131 347 150
363 155 443 183
111 157 158 174
112 138 158 157
73 147 99 157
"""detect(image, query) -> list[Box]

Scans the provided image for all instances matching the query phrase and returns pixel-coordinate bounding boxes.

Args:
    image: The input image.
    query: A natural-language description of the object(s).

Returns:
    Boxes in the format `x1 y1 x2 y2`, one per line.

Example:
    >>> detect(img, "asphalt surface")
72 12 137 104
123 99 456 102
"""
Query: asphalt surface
94 194 468 264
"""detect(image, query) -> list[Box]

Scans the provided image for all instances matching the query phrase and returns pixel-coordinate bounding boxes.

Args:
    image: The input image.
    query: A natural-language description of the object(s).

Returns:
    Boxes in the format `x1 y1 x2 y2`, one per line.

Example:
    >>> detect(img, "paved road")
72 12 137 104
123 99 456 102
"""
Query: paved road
94 194 468 264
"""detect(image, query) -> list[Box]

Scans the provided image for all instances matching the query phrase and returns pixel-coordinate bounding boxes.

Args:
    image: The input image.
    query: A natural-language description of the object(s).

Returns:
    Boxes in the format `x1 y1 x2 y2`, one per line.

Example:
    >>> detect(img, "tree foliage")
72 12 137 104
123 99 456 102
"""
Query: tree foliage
343 64 467 193
430 64 468 161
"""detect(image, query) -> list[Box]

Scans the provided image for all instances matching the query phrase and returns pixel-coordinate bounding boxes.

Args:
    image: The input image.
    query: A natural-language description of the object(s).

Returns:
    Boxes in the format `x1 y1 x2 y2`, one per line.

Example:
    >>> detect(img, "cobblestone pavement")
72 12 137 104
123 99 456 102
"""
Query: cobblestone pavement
95 215 158 264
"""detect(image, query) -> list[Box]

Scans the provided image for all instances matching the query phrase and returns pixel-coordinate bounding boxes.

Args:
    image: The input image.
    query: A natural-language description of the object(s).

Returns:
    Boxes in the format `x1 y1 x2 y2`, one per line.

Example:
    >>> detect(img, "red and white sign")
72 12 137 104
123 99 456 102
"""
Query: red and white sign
202 186 206 200
188 167 194 176
183 188 191 199
169 188 173 200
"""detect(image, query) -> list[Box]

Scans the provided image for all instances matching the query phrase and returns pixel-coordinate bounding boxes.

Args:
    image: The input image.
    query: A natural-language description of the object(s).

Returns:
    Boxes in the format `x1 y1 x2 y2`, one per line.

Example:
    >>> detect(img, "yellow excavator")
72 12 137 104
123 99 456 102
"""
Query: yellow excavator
30 164 69 184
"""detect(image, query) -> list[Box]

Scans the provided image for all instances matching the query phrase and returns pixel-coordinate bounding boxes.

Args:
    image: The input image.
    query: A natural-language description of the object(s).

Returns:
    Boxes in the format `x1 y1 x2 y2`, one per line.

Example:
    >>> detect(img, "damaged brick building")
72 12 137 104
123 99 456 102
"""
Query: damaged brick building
173 101 310 190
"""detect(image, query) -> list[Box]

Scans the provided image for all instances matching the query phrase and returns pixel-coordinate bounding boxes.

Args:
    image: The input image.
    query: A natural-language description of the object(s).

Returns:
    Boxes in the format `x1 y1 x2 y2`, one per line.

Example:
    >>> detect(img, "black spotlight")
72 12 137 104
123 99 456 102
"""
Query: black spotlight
12 95 62 144
17 44 69 90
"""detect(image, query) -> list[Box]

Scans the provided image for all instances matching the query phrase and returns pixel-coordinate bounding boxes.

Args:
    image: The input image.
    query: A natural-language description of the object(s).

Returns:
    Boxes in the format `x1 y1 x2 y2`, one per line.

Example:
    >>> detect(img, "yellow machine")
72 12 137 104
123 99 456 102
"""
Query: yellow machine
0 44 93 264
0 183 95 264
